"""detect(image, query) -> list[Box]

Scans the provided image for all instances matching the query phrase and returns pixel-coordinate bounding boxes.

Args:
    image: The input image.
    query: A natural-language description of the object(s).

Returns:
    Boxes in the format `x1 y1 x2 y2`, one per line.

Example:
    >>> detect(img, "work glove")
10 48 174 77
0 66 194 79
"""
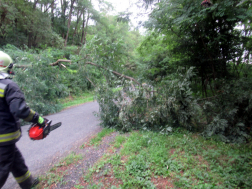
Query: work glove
37 116 48 127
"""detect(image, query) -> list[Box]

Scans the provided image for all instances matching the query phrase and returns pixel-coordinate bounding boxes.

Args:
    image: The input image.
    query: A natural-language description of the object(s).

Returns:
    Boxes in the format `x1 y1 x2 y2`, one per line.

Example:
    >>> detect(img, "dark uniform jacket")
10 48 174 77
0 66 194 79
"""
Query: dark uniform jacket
0 77 37 146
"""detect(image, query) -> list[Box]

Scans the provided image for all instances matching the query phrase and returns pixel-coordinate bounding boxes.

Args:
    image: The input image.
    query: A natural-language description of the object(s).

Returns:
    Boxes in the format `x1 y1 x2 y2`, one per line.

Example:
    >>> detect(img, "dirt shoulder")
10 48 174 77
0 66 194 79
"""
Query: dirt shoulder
37 131 122 189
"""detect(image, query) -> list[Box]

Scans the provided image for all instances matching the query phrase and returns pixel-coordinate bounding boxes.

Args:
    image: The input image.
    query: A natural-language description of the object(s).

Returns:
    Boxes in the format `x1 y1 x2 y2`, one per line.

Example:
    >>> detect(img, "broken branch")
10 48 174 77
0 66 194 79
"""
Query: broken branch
85 62 141 86
49 59 72 66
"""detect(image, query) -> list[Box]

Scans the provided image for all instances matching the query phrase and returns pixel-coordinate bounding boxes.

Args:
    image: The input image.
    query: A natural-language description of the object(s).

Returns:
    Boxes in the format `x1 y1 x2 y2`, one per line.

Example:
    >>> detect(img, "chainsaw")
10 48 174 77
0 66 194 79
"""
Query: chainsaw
28 120 62 140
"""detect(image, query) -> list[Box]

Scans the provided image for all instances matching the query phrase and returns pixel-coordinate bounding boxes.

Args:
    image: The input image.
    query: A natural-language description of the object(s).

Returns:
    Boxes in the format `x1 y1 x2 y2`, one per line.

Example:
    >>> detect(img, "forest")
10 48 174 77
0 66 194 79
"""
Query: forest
0 0 252 145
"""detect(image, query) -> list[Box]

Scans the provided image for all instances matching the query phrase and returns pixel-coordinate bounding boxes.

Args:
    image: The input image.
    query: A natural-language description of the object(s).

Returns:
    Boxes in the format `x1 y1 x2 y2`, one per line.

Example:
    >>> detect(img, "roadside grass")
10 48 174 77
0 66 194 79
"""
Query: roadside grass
60 87 122 110
39 152 83 188
60 91 94 109
35 128 252 188
36 90 252 188
55 152 83 167
89 128 116 146
83 129 252 189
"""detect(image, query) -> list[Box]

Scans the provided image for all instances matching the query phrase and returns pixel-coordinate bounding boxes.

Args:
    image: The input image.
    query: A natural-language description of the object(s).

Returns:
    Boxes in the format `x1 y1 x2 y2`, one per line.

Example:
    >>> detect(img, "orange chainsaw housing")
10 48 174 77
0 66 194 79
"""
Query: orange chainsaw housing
29 125 44 140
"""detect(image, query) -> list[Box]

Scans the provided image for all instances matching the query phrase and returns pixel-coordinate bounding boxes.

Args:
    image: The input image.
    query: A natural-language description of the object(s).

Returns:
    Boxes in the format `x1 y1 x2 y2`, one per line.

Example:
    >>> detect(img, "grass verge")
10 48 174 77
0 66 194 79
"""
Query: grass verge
36 128 252 189
84 129 252 188
80 128 116 148
60 91 94 109
59 87 121 109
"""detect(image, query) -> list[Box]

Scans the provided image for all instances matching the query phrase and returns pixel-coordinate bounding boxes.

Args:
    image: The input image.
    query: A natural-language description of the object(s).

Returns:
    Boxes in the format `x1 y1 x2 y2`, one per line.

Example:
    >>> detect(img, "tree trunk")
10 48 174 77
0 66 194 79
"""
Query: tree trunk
83 3 90 45
81 11 86 44
28 31 33 48
60 0 67 38
73 9 82 38
51 0 55 24
33 0 39 9
83 0 92 45
28 2 38 48
64 0 75 46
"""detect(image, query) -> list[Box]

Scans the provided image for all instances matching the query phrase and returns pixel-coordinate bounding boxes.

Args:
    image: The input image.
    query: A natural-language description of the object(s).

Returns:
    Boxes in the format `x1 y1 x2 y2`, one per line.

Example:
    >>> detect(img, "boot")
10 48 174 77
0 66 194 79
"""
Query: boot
31 177 39 188
19 175 39 189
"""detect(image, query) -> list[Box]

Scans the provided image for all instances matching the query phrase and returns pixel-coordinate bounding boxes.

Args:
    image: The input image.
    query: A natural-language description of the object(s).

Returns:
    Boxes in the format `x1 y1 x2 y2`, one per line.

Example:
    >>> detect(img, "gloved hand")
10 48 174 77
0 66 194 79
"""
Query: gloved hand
37 116 48 127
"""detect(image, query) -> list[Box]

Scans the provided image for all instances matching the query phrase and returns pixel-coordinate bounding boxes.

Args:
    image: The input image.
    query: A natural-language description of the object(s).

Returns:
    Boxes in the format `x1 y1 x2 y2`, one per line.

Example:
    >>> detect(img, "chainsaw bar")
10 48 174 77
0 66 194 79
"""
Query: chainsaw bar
49 122 62 131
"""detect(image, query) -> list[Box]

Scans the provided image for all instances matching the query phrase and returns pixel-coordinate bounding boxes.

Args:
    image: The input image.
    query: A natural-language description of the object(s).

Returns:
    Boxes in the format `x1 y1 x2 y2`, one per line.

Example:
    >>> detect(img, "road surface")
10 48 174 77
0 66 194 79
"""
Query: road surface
2 101 102 189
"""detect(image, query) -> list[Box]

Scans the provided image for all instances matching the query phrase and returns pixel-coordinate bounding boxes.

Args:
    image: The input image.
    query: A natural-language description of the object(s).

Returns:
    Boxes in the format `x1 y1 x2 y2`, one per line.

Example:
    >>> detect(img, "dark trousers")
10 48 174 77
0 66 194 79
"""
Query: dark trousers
0 144 34 189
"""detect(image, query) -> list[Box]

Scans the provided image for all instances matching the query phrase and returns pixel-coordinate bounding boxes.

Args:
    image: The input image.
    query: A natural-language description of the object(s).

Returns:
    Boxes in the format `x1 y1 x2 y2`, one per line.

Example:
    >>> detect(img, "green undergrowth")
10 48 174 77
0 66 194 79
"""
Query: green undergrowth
55 152 83 167
35 129 252 189
60 87 120 110
83 128 116 147
85 129 252 189
60 91 94 109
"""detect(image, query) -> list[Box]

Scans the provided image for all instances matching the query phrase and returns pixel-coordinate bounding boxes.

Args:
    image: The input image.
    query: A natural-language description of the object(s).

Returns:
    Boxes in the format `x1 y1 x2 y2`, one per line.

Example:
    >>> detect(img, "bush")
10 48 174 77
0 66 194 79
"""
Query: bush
1 45 94 117
202 78 252 143
95 67 252 143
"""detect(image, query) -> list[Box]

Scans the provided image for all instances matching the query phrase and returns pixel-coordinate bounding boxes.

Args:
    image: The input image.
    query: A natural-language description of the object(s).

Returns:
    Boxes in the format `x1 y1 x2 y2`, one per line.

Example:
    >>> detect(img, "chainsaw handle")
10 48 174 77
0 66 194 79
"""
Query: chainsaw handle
45 119 52 127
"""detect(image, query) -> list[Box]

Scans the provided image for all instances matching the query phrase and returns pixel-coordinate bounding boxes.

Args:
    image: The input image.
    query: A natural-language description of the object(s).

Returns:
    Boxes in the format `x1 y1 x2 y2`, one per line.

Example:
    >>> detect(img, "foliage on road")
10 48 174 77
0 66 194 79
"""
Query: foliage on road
94 0 252 143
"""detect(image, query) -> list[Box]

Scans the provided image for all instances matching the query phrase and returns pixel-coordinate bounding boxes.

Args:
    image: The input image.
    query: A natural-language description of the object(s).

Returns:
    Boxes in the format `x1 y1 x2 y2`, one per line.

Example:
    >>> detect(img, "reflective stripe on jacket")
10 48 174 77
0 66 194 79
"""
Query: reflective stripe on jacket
0 78 37 146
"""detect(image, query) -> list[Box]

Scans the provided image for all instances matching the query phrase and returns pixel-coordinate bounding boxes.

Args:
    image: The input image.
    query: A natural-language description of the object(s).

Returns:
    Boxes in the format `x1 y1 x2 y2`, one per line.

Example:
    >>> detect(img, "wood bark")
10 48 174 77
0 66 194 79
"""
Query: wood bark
73 9 82 38
60 0 67 38
81 11 86 44
49 59 72 66
51 0 55 24
64 0 76 46
33 0 39 9
85 62 141 85
83 0 91 45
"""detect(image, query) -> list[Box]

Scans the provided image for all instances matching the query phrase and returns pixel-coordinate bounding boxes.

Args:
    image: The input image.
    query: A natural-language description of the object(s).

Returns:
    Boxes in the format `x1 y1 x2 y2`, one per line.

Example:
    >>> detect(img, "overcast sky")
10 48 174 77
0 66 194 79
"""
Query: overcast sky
93 0 149 33
104 0 133 12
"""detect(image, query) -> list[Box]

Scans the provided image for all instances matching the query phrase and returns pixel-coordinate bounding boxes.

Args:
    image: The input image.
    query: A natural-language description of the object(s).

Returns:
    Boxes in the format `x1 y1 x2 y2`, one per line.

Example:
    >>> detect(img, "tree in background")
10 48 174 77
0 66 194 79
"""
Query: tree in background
0 0 106 48
79 13 143 81
142 0 252 96
0 0 63 48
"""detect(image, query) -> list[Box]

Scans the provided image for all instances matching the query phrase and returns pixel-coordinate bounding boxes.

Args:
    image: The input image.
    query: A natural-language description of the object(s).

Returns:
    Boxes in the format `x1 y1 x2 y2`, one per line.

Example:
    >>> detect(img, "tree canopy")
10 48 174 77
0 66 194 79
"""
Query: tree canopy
1 0 252 144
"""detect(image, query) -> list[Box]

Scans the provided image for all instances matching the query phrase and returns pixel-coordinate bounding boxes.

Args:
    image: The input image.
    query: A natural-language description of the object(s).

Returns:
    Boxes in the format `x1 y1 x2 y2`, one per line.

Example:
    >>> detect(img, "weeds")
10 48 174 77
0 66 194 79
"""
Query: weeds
89 128 115 146
113 135 126 148
84 129 252 188
60 92 94 109
40 128 252 188
56 152 83 167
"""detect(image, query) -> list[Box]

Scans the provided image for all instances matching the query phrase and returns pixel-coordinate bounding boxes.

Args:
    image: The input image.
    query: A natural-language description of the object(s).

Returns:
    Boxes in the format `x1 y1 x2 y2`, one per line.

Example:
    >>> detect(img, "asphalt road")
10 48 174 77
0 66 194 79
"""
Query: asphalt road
2 101 102 189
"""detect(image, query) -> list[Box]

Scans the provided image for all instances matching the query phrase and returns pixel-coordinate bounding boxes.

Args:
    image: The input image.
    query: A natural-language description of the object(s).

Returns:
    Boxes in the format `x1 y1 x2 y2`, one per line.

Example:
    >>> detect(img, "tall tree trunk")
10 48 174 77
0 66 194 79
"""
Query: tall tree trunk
28 2 38 48
73 9 82 38
64 0 75 46
33 0 39 9
83 2 91 45
61 0 67 38
28 31 33 48
81 11 86 44
51 0 55 24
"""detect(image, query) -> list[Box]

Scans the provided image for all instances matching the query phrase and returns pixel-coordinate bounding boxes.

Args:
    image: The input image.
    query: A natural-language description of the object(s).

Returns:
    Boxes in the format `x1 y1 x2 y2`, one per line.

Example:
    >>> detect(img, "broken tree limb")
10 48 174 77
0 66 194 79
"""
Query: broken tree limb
86 77 96 87
61 63 67 69
85 62 141 86
49 59 72 66
13 59 71 68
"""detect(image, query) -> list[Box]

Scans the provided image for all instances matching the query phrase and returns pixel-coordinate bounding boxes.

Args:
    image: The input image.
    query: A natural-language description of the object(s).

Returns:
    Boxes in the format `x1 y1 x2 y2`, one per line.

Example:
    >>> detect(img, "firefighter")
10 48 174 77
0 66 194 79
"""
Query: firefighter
0 51 47 189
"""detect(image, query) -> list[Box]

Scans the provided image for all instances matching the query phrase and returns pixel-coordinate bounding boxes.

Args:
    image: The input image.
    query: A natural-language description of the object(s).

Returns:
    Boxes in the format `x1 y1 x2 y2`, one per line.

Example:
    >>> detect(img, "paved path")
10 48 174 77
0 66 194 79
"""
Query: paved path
2 101 101 189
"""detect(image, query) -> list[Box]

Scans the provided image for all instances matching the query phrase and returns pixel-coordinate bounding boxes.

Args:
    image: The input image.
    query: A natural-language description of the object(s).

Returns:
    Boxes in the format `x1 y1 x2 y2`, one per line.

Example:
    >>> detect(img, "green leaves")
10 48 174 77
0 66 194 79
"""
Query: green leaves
1 46 95 117
202 77 252 143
